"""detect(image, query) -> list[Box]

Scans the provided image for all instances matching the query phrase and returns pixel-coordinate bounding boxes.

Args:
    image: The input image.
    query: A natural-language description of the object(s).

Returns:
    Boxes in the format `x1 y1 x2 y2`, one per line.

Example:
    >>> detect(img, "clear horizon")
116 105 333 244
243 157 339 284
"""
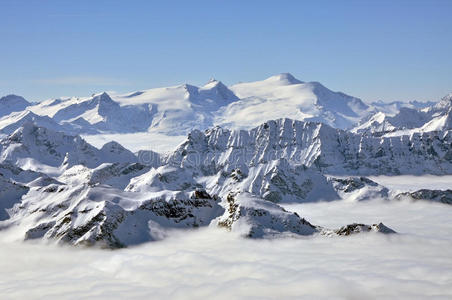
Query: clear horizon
1 0 452 103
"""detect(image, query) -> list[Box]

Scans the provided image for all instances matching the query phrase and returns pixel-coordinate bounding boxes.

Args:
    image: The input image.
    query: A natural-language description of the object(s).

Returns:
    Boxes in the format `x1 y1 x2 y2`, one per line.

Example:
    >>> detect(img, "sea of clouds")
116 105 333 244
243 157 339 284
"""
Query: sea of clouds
1 198 452 299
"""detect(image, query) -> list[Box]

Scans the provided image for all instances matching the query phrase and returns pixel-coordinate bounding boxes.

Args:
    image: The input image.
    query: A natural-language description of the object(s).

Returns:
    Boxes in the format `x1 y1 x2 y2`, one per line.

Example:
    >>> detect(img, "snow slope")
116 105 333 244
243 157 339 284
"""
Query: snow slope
112 79 239 135
0 110 73 135
220 73 371 130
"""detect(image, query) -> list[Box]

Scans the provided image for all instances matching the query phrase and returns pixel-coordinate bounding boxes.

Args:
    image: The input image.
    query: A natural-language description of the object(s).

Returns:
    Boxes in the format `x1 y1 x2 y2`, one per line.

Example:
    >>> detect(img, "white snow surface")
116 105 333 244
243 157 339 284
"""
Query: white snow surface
224 73 371 130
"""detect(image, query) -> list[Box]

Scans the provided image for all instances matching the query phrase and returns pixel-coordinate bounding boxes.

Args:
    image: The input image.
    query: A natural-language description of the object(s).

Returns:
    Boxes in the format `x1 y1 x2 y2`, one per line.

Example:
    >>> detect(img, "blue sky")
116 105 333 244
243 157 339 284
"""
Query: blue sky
1 0 451 102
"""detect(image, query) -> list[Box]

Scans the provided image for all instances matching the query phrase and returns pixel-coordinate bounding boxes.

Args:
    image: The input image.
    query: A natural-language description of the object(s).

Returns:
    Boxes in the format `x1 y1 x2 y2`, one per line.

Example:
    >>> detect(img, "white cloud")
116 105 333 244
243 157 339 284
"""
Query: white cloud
1 199 452 299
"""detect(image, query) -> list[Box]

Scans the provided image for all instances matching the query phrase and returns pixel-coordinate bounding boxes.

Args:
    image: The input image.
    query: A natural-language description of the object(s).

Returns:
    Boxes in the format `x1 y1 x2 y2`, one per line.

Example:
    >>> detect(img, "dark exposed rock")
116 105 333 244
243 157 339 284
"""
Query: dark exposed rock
331 222 396 236
395 189 452 205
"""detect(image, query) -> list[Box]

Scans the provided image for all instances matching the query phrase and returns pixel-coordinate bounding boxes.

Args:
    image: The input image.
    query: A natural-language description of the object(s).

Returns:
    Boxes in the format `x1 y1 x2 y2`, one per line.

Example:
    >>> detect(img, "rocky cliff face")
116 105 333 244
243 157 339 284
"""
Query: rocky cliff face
395 189 452 205
168 118 452 175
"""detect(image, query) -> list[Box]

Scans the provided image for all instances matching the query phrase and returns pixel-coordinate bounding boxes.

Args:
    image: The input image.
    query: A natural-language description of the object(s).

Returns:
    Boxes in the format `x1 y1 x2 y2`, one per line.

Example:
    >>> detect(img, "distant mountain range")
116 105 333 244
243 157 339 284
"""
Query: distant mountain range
2 73 447 139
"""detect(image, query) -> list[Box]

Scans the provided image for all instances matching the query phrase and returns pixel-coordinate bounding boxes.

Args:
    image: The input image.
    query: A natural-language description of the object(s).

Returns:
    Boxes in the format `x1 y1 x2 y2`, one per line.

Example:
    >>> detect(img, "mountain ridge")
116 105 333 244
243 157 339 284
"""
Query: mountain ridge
0 118 418 247
5 73 442 139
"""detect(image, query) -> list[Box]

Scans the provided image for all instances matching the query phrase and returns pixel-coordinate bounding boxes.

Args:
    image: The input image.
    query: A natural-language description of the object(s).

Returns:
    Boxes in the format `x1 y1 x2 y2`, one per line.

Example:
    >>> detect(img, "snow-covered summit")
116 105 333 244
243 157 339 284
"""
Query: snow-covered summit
0 94 30 118
222 73 371 130
432 93 452 111
263 72 304 85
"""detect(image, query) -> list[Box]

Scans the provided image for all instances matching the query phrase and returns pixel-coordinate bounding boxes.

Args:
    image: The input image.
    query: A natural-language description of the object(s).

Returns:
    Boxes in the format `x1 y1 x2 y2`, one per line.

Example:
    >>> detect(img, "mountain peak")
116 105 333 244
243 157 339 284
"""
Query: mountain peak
0 94 28 103
8 120 43 143
202 78 226 90
207 77 218 84
265 73 303 85
0 94 31 118
440 93 452 105
91 92 118 109
430 92 452 112
96 92 113 102
101 140 128 152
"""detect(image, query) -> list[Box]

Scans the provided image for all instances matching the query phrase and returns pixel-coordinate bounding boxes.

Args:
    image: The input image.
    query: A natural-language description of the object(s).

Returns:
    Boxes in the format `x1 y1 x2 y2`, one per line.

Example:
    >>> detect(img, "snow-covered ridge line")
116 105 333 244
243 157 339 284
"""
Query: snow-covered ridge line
3 73 445 141
352 93 452 136
169 118 452 175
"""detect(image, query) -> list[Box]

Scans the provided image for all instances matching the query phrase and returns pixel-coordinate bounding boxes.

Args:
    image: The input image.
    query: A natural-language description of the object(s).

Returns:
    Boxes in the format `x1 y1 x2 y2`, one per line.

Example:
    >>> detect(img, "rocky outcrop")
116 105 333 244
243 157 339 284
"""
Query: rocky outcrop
5 185 223 248
332 223 396 236
395 189 452 204
216 192 318 238
329 176 389 201
318 222 396 236
215 192 396 240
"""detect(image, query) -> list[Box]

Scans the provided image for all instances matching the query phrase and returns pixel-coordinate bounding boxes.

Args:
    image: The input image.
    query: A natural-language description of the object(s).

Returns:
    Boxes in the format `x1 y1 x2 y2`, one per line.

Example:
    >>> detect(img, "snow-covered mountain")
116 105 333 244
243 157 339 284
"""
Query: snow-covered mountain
28 92 155 134
16 80 239 136
167 118 451 176
0 120 410 247
0 73 381 138
353 93 452 136
0 122 137 170
0 74 450 248
0 110 72 134
370 99 436 115
220 73 371 130
0 95 31 118
2 73 447 145
113 79 239 135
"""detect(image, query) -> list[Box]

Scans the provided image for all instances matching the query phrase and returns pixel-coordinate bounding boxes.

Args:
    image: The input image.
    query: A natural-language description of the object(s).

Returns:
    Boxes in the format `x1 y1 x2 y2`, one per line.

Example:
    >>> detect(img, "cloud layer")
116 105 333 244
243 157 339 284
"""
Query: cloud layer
1 199 452 299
